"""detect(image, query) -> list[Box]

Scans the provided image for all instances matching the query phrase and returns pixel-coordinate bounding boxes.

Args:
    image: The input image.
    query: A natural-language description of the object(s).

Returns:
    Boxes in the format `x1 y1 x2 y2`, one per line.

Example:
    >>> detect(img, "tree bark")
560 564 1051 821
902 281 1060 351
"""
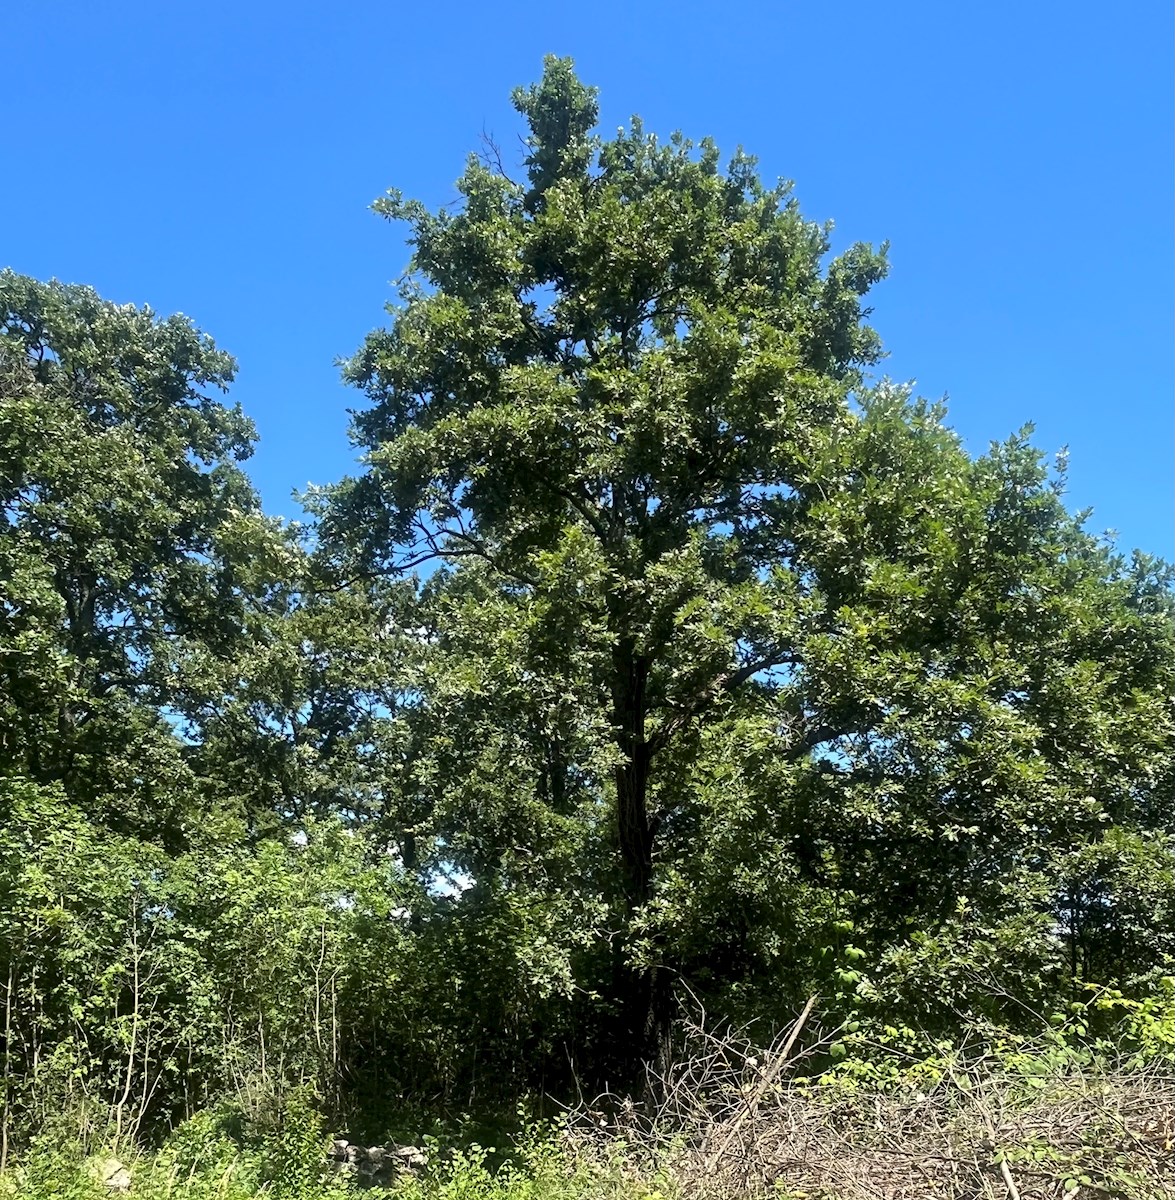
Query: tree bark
611 646 674 1079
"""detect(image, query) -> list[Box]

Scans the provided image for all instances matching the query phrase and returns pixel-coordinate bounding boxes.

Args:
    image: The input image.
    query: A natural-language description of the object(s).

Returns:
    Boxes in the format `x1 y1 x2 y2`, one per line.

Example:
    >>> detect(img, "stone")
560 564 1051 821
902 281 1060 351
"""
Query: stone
394 1144 427 1169
90 1157 132 1191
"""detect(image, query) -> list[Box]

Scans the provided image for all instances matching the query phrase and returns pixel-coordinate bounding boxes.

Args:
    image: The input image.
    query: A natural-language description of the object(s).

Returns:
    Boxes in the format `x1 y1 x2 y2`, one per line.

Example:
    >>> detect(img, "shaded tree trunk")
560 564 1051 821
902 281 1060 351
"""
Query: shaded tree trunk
611 647 674 1080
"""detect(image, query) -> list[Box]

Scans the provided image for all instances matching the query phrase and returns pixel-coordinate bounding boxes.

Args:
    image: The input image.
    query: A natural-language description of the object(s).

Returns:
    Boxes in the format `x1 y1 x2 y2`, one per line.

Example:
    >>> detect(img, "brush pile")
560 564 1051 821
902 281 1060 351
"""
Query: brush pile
564 1007 1175 1199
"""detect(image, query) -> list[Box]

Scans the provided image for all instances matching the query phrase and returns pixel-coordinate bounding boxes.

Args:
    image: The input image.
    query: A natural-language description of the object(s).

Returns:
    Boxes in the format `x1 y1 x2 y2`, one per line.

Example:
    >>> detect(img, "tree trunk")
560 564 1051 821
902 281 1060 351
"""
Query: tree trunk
615 751 653 908
611 648 674 1080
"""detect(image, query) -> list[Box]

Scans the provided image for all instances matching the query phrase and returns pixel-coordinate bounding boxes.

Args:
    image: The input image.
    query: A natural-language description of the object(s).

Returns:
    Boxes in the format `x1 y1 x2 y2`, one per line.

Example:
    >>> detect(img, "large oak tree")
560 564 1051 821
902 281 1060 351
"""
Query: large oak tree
323 59 1174 1072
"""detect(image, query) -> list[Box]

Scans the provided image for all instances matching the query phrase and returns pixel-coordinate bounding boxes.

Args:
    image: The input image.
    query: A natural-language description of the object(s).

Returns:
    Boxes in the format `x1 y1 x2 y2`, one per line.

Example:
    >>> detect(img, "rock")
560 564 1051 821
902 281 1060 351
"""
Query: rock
325 1137 427 1181
90 1157 132 1191
393 1144 427 1170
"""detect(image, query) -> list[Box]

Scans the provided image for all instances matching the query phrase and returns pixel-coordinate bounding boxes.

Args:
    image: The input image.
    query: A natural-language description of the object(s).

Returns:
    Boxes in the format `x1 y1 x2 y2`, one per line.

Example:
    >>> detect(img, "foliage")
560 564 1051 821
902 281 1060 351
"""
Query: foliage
0 774 428 1148
3 1045 1172 1199
322 55 1175 1077
0 56 1172 1175
0 272 279 843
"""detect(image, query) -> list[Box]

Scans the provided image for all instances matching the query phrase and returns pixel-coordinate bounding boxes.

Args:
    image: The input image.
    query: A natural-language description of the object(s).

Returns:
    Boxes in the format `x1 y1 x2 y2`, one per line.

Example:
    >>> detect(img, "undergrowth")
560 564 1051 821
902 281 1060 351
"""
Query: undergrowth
3 1001 1173 1200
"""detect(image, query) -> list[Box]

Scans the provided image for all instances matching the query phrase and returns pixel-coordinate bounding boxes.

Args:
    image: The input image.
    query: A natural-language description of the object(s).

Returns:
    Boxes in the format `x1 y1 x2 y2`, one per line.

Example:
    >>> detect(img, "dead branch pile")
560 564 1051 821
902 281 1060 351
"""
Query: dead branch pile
565 1004 1175 1199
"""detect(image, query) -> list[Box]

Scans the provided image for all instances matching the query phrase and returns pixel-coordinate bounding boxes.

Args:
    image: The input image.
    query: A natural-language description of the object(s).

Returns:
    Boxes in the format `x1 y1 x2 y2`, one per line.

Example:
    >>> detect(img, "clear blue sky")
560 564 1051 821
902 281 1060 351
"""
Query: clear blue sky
4 1 1171 557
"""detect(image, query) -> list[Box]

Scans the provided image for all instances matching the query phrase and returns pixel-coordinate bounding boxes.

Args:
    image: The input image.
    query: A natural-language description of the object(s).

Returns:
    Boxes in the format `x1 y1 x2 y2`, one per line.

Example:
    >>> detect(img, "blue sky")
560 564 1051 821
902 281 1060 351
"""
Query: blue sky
3 1 1171 557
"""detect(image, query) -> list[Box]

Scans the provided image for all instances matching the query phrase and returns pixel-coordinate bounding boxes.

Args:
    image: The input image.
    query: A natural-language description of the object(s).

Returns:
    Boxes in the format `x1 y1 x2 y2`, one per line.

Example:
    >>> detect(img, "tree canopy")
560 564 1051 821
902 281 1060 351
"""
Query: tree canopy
325 57 1175 1070
0 272 284 841
0 58 1172 1150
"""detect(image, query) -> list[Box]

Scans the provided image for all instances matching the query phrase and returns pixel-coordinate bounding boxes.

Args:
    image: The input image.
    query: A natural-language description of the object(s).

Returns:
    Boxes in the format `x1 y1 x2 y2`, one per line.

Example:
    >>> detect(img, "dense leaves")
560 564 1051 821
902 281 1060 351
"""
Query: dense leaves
327 56 1175 1069
0 273 276 841
0 59 1172 1153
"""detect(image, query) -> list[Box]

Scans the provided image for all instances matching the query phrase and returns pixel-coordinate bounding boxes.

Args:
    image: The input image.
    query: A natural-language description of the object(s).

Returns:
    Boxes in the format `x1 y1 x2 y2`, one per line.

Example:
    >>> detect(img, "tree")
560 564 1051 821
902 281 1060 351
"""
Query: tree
0 271 278 842
183 553 414 839
324 55 887 1063
0 273 465 1137
325 58 1175 1073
